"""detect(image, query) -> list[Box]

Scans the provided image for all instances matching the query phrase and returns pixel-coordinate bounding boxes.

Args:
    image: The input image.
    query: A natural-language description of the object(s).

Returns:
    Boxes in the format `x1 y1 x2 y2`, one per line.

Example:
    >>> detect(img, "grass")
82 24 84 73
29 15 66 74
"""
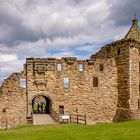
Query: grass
0 121 140 140
33 104 46 112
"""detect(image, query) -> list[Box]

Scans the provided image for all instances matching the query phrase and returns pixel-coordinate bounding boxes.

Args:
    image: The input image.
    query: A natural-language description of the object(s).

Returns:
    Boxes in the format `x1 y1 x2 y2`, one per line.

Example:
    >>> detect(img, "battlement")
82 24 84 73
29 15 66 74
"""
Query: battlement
26 55 106 64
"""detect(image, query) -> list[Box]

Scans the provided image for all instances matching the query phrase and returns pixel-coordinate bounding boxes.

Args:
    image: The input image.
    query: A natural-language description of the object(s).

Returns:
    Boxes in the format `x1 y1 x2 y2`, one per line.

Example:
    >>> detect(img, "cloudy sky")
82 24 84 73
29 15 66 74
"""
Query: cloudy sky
0 0 140 84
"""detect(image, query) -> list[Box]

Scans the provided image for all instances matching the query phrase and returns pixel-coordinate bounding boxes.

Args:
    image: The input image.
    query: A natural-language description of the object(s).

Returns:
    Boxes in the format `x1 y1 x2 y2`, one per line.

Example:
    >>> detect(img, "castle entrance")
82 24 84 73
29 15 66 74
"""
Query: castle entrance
32 95 51 114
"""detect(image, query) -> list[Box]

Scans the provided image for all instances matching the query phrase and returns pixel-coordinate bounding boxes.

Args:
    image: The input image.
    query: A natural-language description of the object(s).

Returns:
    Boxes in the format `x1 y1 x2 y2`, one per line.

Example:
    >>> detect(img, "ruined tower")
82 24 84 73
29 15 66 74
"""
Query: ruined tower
115 18 140 121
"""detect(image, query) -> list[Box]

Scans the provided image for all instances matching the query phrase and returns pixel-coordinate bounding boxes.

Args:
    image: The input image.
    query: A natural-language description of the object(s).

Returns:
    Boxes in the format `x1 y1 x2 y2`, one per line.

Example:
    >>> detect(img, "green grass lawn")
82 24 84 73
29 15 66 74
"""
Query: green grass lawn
0 121 140 140
33 104 46 113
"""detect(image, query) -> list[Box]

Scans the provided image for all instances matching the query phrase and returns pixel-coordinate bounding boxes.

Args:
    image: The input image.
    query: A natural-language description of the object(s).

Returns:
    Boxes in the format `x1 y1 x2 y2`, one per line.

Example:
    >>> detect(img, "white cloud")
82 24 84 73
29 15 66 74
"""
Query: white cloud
0 54 17 62
48 51 76 58
76 44 101 53
0 59 25 85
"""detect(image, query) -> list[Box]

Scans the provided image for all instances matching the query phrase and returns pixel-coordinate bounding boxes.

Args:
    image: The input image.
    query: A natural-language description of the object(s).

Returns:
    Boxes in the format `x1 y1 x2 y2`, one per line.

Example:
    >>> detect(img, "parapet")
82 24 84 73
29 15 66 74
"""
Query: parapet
63 57 77 64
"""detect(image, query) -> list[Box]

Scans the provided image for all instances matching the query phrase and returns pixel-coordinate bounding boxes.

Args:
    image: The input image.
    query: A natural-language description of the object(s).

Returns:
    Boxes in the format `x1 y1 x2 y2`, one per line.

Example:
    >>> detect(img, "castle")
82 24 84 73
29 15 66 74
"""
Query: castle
0 18 140 129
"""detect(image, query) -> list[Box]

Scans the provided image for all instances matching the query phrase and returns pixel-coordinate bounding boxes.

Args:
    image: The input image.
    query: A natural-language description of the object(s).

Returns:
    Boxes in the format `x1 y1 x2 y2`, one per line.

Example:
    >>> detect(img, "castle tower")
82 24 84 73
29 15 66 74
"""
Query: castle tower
114 18 140 121
90 18 140 121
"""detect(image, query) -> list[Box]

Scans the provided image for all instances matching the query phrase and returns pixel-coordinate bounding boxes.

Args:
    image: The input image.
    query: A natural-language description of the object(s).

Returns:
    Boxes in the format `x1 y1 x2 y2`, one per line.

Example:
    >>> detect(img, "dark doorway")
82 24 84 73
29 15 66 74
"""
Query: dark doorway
59 106 64 114
32 95 51 114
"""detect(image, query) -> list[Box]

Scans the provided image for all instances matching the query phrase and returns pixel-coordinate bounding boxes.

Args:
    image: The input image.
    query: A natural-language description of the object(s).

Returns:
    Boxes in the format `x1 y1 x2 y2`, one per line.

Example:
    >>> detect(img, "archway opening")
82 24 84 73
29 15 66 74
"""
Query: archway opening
32 95 51 114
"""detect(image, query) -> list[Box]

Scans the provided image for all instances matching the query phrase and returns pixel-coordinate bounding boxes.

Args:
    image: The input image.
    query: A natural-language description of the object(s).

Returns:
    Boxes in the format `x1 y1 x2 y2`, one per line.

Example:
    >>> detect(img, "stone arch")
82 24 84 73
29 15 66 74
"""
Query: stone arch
29 93 53 105
31 94 52 114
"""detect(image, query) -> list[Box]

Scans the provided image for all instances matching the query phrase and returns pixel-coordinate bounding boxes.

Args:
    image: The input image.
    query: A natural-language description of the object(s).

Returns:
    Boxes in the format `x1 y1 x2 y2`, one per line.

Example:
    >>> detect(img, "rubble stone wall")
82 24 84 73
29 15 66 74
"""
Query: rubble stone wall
0 73 26 129
26 54 118 124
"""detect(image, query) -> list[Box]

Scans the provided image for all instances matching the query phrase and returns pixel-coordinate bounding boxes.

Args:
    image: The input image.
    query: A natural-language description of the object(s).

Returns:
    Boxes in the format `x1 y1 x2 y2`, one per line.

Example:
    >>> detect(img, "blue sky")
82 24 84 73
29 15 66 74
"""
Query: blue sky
0 0 140 84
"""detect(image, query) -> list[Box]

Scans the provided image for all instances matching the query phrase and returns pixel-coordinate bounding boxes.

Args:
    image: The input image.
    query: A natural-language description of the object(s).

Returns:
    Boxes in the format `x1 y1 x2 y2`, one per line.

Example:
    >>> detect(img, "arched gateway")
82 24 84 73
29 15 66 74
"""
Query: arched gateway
32 95 52 114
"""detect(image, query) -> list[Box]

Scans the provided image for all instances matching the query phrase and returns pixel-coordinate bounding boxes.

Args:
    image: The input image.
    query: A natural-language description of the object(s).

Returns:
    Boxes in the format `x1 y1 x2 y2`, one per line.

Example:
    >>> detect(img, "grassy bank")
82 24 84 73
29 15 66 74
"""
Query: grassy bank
0 121 140 140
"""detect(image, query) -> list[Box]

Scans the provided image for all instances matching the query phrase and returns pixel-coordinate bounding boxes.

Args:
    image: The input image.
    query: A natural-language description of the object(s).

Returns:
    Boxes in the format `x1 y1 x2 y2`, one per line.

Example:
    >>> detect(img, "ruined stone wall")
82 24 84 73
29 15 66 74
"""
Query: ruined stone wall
0 72 26 129
91 39 140 121
91 40 131 110
26 55 118 124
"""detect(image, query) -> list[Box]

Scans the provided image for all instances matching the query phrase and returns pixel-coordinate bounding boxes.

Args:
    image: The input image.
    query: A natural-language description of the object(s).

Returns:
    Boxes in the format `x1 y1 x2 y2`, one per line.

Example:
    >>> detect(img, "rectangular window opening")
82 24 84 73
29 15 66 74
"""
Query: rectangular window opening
20 78 26 88
63 77 69 88
93 77 98 87
79 64 83 72
117 48 120 55
100 64 104 71
57 63 62 72
59 106 64 114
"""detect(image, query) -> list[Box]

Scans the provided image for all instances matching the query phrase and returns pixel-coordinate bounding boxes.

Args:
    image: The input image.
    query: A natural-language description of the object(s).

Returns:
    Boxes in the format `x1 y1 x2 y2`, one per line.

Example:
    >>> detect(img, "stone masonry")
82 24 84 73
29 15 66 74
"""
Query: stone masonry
0 19 140 128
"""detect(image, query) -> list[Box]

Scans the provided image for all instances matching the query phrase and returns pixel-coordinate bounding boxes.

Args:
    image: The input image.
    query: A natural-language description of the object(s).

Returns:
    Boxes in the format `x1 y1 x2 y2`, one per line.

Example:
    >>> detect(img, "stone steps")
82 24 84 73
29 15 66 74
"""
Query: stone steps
33 114 56 125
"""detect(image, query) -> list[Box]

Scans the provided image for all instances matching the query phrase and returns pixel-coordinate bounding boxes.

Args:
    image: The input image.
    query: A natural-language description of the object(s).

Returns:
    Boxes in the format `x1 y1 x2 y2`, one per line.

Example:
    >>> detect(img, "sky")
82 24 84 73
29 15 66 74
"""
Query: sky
0 0 140 85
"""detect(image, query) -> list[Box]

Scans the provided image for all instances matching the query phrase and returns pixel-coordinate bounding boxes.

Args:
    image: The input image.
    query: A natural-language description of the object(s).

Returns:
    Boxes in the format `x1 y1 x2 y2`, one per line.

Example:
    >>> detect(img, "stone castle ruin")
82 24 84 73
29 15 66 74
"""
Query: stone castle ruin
0 19 140 128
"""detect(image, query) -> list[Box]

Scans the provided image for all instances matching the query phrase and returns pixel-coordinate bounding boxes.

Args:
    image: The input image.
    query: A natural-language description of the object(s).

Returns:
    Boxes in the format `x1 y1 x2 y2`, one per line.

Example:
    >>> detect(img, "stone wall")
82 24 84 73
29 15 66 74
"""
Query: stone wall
91 39 140 121
129 45 139 109
26 54 118 124
0 72 26 129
